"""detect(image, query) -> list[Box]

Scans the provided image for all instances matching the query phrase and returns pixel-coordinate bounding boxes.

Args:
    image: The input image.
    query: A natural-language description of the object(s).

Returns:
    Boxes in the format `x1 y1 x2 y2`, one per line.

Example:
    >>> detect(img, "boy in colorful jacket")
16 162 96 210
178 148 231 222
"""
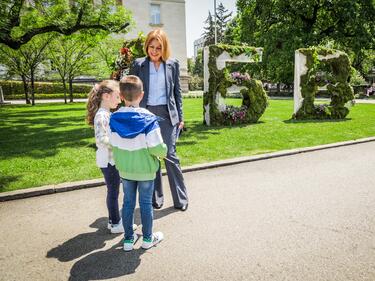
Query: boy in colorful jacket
110 75 167 251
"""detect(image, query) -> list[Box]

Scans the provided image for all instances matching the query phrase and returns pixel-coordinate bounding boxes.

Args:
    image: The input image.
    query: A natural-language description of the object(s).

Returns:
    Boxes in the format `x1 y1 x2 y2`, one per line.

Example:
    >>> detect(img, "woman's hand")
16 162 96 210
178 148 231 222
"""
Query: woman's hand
178 121 184 129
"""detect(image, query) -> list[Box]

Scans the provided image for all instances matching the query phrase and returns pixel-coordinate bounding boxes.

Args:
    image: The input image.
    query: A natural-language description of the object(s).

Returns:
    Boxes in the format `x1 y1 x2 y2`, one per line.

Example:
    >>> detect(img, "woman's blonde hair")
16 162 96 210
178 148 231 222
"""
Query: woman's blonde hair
86 80 119 126
144 29 171 61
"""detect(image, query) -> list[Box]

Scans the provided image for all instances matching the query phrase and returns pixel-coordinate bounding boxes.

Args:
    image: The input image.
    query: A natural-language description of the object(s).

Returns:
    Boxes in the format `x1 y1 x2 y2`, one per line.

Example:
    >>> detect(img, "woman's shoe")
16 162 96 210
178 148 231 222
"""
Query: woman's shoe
181 204 188 211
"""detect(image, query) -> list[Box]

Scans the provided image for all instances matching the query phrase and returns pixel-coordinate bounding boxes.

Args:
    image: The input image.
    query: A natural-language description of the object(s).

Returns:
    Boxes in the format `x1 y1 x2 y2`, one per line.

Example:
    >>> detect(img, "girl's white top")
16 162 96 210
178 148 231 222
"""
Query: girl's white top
94 108 115 168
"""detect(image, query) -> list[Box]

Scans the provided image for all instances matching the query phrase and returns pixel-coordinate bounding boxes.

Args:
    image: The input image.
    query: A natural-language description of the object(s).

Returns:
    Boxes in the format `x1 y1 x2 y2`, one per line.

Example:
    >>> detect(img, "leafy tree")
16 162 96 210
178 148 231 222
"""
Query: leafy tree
187 57 194 74
193 49 203 77
47 33 99 103
91 36 124 79
0 46 30 103
236 0 375 83
0 0 132 49
222 16 240 45
0 34 52 105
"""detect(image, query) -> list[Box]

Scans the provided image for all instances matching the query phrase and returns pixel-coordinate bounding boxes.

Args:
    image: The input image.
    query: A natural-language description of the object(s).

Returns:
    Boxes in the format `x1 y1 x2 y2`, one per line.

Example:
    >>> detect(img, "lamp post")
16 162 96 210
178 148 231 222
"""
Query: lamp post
214 0 217 44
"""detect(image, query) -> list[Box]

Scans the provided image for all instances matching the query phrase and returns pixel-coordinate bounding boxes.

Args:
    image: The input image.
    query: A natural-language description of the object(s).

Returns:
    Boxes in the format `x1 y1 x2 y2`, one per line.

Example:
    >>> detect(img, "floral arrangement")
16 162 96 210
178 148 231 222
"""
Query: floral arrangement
113 47 133 80
112 34 145 80
222 105 248 125
230 72 251 85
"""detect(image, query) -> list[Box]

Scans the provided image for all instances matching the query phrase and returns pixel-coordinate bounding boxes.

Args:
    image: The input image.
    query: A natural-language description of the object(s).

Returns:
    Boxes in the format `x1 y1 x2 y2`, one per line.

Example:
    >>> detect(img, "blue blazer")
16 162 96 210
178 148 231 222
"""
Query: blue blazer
130 57 183 126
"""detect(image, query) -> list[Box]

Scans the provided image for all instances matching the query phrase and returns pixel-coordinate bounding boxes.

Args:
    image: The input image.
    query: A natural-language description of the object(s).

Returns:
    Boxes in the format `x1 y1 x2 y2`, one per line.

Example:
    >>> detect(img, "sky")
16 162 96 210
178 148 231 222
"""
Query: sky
185 0 237 58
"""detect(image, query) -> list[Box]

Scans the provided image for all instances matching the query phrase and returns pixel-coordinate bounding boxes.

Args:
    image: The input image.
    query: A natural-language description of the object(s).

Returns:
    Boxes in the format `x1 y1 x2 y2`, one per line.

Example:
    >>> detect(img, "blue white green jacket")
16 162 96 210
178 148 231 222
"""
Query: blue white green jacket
109 107 167 181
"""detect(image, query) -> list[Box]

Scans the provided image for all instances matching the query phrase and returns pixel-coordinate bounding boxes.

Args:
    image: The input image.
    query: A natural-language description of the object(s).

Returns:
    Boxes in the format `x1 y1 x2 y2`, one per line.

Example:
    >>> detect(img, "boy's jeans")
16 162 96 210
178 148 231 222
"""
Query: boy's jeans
122 179 154 241
100 164 121 225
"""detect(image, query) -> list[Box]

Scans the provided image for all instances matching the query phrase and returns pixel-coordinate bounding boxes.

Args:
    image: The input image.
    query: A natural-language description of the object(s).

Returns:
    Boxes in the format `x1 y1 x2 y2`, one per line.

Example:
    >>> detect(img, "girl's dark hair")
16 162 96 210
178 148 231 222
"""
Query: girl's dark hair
86 80 119 126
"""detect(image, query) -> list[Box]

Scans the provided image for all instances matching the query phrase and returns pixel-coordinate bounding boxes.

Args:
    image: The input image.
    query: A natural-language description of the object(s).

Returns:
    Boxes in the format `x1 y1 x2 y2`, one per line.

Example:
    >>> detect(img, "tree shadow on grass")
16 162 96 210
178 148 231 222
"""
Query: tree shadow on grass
0 175 19 192
1 107 86 118
283 118 351 124
0 114 94 160
178 120 265 146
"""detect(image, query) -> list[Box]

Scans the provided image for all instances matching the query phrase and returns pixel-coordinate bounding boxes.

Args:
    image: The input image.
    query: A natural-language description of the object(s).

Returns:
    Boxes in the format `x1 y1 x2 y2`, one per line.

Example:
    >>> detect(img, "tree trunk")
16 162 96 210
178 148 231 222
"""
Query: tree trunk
21 75 30 104
69 79 73 103
30 71 35 106
62 79 67 104
277 83 281 96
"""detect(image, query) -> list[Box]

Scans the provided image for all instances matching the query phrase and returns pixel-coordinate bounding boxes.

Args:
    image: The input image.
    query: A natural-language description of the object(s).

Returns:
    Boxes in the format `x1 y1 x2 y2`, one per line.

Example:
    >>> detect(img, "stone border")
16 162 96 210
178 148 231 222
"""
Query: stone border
1 136 375 202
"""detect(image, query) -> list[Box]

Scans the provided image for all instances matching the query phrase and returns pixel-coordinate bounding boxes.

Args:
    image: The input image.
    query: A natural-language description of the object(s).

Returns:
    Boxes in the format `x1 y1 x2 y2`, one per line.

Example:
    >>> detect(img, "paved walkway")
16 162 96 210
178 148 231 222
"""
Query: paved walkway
1 142 375 281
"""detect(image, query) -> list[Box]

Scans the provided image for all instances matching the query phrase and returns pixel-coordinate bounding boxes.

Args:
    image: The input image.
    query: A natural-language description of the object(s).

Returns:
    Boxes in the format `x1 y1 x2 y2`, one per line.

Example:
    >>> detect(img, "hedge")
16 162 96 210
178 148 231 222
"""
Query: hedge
188 75 203 91
0 80 93 97
4 93 88 100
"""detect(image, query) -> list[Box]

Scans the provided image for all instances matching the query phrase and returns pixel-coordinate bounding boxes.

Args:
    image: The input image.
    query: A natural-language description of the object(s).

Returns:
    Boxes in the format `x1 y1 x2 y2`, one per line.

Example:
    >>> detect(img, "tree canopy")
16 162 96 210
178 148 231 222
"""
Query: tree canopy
236 0 375 83
0 0 132 49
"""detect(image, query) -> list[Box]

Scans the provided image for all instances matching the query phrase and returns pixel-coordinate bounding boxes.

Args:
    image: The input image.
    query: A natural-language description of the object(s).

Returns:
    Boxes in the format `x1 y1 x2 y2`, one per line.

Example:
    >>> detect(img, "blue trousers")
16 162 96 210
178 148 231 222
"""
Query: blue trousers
147 105 188 208
122 179 154 240
100 164 121 225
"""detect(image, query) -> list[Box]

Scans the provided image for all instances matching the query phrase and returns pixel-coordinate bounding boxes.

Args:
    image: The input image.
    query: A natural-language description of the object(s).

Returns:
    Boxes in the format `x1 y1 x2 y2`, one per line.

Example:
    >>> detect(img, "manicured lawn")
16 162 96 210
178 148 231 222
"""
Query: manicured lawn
1 99 374 192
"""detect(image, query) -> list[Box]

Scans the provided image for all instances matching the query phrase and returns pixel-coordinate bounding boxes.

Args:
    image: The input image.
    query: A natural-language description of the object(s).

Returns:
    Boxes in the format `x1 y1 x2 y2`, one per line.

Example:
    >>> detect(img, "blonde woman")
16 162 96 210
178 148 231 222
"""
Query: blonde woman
130 29 188 211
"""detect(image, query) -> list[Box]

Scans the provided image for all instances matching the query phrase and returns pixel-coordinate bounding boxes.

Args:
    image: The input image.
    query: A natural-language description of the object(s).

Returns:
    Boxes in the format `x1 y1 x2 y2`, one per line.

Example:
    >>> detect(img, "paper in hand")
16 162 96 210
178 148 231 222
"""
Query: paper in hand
176 127 182 141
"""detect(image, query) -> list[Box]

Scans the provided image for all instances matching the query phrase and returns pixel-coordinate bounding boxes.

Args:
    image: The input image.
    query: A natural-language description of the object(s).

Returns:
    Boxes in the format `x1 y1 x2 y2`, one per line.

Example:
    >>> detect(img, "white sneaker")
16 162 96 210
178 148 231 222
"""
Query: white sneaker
110 221 124 234
141 232 164 249
123 233 139 252
110 220 137 234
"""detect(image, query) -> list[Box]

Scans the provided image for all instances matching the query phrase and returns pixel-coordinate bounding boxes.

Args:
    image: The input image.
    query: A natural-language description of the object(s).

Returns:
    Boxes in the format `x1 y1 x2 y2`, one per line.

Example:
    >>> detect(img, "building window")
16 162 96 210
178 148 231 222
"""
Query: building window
150 4 161 25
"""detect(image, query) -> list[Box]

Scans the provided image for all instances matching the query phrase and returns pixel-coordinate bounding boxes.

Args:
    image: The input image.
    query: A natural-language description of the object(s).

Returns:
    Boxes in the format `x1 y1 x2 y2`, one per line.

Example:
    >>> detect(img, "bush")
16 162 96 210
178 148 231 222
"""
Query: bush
0 80 92 97
188 75 203 91
350 69 366 86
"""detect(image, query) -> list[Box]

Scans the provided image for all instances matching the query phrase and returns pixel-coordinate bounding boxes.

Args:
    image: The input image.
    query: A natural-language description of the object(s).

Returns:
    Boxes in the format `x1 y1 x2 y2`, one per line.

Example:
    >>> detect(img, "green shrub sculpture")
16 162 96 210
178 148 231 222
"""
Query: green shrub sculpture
293 47 354 120
203 44 268 126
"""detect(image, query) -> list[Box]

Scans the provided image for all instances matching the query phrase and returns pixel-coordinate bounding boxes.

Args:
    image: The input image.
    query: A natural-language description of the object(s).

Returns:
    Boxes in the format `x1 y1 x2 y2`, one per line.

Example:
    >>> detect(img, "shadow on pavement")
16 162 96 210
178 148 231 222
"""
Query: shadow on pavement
68 241 145 281
46 217 121 262
47 206 178 279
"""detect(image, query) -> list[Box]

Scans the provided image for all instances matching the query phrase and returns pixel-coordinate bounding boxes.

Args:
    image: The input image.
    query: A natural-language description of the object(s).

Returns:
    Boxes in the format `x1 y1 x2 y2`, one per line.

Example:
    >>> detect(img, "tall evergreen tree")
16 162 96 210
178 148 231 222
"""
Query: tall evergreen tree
202 11 216 46
216 3 233 43
202 3 233 46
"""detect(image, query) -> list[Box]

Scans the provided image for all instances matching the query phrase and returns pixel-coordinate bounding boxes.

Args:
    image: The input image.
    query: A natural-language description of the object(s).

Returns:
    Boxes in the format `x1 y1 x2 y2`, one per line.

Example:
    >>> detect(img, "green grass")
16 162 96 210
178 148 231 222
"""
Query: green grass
1 99 374 192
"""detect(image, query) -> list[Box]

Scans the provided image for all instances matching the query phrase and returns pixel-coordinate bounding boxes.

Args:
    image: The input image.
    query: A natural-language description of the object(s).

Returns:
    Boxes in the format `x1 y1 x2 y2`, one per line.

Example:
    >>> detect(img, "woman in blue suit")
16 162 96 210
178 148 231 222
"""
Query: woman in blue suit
130 29 188 211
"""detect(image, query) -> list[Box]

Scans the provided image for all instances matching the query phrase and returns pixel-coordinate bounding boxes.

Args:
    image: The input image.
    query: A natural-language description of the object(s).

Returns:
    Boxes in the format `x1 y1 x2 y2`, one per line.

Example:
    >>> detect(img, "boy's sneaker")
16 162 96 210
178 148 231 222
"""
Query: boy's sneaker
123 233 139 252
141 232 164 249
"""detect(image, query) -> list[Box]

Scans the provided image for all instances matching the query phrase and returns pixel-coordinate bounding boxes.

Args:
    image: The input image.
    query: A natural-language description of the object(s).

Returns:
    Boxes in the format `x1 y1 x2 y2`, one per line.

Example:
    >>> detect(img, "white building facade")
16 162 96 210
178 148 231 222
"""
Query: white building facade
122 0 189 92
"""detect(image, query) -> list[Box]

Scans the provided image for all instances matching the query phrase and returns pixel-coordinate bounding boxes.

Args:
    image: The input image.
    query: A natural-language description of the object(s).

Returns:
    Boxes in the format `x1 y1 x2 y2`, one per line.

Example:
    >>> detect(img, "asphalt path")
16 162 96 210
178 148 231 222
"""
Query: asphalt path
1 142 375 281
